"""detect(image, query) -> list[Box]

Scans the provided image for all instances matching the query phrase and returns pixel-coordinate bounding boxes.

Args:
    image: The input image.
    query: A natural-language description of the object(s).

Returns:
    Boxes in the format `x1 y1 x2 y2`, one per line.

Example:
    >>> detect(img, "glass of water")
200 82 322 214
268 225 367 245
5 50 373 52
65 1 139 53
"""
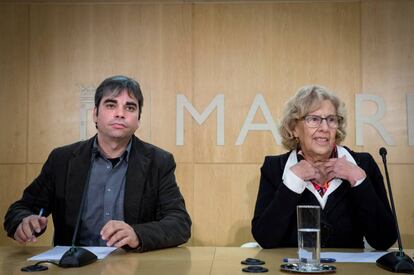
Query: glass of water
297 205 321 271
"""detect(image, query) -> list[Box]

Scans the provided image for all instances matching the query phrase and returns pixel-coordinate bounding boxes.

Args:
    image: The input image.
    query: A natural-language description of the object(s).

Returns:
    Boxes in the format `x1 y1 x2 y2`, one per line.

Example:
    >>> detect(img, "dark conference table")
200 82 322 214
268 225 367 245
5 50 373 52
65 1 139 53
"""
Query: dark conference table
1 246 412 274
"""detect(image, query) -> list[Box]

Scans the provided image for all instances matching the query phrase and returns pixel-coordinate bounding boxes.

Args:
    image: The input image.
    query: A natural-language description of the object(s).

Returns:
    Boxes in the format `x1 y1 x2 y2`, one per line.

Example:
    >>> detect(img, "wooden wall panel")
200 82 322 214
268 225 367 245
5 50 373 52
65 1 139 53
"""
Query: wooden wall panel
28 4 93 163
361 0 414 164
193 164 260 246
192 2 360 163
28 4 160 162
0 165 27 245
192 3 276 163
389 164 414 239
148 4 194 163
0 5 28 163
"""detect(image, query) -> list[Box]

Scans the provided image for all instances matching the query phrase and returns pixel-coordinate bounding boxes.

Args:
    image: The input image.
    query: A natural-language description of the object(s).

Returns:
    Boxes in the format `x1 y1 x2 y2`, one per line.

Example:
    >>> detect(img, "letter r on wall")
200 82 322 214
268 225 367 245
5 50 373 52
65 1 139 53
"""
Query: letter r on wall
355 94 395 146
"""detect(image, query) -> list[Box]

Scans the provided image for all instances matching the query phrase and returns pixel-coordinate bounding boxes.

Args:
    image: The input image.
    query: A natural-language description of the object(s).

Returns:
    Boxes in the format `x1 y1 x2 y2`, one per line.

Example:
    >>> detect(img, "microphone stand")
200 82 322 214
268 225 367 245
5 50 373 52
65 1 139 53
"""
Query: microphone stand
59 151 98 268
376 147 414 273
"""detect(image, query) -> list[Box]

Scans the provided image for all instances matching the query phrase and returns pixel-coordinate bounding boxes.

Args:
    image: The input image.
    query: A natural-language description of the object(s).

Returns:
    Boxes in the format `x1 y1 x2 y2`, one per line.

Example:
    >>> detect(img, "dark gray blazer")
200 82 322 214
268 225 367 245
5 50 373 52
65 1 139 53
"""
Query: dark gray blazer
252 147 397 250
4 135 191 252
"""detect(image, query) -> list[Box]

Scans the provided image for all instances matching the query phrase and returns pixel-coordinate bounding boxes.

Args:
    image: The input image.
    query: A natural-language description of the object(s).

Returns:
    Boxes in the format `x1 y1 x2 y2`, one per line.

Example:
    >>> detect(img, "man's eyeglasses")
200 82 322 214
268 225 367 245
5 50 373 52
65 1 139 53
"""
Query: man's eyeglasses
302 115 343 128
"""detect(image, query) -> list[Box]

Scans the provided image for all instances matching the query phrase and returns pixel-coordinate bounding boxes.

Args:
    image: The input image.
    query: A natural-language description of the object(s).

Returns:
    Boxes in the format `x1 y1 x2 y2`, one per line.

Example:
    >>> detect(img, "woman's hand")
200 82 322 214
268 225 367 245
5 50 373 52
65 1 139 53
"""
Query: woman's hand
290 160 326 184
324 156 366 186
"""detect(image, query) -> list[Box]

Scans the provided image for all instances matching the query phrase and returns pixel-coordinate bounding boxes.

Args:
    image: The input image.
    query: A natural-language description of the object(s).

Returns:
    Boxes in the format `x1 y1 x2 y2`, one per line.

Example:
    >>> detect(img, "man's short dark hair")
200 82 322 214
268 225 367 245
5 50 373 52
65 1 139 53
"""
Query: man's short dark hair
95 75 144 119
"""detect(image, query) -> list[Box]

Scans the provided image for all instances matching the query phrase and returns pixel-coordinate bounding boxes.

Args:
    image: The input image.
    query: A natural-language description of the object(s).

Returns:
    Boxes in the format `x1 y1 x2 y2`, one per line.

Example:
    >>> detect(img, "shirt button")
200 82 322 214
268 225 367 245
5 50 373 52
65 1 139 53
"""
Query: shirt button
107 188 111 192
105 212 110 216
107 166 110 169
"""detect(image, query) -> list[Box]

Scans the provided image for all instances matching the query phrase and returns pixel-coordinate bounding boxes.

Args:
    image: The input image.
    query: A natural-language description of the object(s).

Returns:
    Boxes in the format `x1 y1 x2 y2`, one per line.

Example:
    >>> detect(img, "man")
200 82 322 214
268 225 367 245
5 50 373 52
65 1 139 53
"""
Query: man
4 75 191 252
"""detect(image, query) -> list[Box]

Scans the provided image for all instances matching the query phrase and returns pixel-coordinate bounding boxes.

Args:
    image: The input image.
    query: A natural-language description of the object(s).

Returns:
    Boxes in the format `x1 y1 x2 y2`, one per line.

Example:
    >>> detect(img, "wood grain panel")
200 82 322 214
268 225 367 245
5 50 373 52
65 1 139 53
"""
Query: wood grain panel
361 0 414 164
192 2 360 163
402 234 414 249
0 5 28 163
28 4 93 163
388 164 414 238
148 4 194 163
28 4 160 162
193 164 260 246
0 165 26 245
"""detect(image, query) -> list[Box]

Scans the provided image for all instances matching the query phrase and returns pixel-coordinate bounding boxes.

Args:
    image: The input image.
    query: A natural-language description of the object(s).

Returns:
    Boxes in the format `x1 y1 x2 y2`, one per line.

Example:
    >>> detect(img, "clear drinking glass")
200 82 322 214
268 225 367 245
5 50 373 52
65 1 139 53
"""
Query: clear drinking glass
297 205 321 271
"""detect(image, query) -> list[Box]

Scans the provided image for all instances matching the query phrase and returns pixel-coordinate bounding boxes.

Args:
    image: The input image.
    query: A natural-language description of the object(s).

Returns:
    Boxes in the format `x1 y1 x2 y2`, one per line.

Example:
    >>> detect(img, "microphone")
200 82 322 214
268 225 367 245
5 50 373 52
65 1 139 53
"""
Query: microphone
376 147 414 273
59 148 98 268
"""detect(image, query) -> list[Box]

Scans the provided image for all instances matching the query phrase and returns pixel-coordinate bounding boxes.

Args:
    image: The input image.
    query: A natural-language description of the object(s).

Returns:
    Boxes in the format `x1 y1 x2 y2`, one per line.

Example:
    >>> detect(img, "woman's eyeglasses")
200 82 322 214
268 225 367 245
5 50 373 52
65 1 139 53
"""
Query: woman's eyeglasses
302 115 343 128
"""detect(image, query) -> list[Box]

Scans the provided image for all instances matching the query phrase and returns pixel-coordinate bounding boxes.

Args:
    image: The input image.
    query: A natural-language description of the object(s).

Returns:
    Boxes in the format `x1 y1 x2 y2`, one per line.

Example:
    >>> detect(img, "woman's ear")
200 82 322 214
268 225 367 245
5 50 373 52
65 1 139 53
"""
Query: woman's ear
292 127 298 138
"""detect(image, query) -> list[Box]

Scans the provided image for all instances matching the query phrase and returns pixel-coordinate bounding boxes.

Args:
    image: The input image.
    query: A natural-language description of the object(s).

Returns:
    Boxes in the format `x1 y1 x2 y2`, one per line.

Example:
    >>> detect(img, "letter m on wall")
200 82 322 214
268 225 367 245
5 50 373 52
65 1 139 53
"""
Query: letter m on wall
176 94 224 146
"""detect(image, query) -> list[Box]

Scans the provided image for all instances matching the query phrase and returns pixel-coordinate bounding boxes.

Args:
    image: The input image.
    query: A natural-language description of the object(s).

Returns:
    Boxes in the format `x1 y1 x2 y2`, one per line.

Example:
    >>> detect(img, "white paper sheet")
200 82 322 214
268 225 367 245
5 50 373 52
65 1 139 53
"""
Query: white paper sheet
321 251 389 263
28 246 118 261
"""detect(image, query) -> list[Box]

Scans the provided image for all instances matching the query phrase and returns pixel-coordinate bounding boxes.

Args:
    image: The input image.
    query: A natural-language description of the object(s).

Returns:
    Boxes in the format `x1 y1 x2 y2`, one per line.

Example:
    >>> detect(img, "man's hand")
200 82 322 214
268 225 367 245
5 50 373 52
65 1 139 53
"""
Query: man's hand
14 215 48 244
100 220 140 249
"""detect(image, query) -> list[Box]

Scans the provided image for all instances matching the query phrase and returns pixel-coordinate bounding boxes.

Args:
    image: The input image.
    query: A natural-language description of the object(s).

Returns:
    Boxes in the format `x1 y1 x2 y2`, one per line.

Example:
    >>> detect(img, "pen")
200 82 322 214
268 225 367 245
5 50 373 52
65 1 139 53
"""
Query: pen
30 208 45 240
283 258 336 263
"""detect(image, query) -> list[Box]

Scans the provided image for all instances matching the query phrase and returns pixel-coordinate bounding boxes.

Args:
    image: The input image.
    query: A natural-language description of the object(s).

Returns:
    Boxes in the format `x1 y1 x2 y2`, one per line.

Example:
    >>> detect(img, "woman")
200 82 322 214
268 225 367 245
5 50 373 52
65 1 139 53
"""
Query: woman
251 85 397 250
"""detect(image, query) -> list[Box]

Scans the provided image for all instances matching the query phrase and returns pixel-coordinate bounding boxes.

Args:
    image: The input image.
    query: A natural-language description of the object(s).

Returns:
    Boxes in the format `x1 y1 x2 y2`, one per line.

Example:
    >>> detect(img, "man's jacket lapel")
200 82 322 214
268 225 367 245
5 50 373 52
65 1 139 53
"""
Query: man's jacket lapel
65 138 94 230
124 136 151 224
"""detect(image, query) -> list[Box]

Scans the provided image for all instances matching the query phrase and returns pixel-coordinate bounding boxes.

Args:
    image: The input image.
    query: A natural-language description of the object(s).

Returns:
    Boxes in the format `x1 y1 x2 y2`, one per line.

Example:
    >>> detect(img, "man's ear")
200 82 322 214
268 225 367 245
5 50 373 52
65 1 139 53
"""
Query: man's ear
93 107 98 124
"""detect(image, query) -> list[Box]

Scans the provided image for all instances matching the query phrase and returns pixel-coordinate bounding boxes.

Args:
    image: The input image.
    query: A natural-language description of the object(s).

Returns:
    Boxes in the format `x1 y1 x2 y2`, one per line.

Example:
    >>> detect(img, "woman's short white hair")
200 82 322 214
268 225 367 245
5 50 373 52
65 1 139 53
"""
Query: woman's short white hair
279 85 347 150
